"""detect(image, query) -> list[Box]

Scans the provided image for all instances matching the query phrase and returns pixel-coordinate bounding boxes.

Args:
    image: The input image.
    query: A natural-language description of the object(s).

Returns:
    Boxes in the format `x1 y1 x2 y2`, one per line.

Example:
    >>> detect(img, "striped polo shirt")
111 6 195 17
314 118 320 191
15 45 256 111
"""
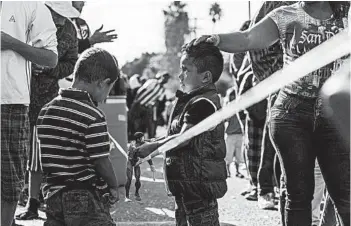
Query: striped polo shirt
134 79 165 107
36 88 110 198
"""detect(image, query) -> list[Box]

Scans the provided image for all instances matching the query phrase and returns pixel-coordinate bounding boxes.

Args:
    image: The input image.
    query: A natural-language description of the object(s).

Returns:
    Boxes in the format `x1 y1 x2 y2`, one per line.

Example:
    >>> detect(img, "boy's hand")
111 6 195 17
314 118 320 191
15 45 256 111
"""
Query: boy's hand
32 64 45 76
108 187 119 205
150 165 156 172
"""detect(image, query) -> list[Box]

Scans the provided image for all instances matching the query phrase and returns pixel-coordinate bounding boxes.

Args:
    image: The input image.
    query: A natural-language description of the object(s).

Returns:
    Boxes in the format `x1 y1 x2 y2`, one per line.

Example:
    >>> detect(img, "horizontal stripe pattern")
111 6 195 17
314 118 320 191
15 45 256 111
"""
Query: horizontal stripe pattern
135 79 166 107
36 90 110 197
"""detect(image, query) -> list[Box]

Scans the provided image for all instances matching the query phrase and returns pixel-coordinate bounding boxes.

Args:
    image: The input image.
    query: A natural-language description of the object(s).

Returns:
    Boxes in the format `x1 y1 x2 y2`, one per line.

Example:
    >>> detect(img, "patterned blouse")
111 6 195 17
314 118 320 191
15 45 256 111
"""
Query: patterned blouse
268 2 349 98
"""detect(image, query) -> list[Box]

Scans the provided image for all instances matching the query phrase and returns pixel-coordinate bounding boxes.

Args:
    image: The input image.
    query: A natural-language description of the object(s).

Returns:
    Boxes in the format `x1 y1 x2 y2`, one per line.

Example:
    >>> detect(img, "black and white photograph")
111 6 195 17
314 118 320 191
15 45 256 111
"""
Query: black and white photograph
0 1 350 226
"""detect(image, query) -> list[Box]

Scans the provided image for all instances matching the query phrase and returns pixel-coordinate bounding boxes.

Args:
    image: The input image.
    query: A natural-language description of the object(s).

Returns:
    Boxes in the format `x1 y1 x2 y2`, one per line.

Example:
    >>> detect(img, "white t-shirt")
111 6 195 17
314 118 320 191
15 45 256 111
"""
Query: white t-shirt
1 2 58 105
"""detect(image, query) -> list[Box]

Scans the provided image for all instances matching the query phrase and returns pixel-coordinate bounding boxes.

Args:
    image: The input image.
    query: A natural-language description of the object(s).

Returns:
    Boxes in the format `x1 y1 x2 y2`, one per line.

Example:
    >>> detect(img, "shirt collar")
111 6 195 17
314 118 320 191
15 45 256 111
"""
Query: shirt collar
58 88 98 106
176 84 217 100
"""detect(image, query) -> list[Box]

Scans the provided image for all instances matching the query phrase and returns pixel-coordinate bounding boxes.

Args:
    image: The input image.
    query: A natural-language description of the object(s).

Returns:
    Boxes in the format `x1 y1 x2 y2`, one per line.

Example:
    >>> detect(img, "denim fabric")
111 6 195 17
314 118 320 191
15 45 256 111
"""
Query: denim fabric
312 161 325 225
175 196 219 226
269 91 350 226
320 192 340 226
258 94 278 196
44 189 115 226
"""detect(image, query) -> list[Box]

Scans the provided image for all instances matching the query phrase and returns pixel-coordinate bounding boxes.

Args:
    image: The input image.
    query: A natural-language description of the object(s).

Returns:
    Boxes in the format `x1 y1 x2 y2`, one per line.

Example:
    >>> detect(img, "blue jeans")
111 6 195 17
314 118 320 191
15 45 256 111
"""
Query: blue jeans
269 91 350 226
44 189 115 226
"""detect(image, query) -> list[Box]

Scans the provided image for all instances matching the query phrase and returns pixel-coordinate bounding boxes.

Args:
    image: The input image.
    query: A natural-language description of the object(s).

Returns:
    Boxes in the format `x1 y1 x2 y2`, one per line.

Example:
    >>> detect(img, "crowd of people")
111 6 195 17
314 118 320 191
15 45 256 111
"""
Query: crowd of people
1 1 350 226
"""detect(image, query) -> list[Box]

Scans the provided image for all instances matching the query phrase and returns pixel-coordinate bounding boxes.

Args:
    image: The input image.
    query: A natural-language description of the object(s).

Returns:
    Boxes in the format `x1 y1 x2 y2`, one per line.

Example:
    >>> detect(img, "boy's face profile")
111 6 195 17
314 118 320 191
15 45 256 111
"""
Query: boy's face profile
179 54 206 93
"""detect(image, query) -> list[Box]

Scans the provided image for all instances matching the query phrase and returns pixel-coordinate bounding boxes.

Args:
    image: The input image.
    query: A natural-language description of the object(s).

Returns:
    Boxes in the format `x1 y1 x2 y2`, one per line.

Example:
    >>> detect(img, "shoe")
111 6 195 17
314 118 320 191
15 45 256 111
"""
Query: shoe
15 198 40 220
12 221 24 226
235 172 245 179
15 210 39 220
125 197 132 202
258 193 275 209
240 188 252 196
245 189 258 201
135 194 142 201
17 188 28 207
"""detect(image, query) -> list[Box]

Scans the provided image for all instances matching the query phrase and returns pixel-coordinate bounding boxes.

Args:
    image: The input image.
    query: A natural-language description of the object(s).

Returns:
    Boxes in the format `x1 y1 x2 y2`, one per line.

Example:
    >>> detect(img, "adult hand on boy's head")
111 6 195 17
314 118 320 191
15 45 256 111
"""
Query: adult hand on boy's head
193 35 214 46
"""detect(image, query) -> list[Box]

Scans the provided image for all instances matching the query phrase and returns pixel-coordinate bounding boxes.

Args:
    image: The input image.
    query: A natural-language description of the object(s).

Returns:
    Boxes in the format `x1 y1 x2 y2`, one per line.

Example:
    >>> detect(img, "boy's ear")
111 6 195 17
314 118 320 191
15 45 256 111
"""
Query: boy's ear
202 71 213 83
99 78 112 87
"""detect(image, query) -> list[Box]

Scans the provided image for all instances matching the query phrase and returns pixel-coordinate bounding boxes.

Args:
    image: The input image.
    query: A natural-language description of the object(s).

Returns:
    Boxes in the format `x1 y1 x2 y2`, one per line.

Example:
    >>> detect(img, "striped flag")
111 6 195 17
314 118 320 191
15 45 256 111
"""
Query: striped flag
134 79 165 107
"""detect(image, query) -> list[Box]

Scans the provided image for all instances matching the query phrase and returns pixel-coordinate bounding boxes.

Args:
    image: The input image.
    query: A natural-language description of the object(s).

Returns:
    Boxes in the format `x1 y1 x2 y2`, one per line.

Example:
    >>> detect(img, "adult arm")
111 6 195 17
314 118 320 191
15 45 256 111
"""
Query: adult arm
137 99 217 157
194 16 280 53
1 32 57 68
218 17 279 52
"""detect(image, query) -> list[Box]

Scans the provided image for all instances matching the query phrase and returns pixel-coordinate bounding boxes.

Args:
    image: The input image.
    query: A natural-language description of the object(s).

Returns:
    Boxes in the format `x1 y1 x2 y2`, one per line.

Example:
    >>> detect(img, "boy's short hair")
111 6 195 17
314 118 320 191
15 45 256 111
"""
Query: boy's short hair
74 47 120 84
181 41 224 83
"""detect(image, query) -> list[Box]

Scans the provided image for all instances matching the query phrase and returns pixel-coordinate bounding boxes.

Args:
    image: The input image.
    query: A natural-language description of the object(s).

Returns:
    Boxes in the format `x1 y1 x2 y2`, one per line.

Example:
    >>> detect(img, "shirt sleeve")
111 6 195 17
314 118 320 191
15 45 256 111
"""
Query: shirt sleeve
183 98 217 125
85 117 110 159
28 2 58 55
267 4 296 42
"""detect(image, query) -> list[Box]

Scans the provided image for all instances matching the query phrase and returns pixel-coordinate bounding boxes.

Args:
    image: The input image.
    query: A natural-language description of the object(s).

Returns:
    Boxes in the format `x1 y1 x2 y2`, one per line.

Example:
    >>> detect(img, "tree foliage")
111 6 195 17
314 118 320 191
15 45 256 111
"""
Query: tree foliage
121 52 157 78
209 2 222 24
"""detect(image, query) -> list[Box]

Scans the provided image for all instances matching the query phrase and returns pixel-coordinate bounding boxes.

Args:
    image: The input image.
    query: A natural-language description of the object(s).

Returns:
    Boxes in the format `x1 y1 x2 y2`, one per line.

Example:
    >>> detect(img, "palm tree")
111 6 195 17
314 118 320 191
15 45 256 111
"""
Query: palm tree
209 2 222 32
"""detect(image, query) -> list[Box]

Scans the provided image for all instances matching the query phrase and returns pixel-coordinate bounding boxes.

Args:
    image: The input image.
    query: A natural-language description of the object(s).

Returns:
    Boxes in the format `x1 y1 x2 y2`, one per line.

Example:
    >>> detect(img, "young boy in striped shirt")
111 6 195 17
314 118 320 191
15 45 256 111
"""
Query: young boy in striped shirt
35 47 119 225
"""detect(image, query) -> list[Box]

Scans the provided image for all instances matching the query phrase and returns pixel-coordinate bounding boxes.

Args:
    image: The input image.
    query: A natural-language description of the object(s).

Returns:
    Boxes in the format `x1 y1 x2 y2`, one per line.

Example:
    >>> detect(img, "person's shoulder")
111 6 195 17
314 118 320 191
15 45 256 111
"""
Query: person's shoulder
271 2 299 15
190 96 217 113
60 96 106 121
64 20 78 36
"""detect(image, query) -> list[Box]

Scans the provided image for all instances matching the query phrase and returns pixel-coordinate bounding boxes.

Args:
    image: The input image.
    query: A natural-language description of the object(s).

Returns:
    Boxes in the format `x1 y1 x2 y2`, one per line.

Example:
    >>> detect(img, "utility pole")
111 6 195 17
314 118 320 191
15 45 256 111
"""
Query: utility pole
248 1 251 19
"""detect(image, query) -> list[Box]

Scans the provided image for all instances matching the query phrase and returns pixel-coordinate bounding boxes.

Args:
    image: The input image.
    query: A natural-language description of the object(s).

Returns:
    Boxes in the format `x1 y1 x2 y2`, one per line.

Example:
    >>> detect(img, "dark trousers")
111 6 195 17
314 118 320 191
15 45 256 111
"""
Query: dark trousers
257 119 276 196
44 189 115 226
128 103 157 139
320 192 340 226
269 91 350 226
175 196 219 226
125 161 141 198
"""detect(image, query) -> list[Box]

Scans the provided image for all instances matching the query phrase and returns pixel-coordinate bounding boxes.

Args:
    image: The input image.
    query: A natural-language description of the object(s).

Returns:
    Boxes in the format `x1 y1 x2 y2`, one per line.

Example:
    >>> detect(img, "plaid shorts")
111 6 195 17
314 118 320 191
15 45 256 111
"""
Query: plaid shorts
1 105 29 202
244 116 264 188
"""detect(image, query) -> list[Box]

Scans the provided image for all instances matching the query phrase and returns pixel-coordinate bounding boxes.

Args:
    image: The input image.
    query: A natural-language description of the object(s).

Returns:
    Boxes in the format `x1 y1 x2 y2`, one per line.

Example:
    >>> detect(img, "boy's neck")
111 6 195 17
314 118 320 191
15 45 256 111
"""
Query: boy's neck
188 83 212 94
71 81 98 103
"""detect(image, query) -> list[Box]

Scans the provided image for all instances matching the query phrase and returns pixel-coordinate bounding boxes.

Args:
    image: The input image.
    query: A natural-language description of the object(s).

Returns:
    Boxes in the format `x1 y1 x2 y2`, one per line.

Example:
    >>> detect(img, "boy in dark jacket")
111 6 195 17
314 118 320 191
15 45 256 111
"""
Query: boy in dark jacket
137 41 227 226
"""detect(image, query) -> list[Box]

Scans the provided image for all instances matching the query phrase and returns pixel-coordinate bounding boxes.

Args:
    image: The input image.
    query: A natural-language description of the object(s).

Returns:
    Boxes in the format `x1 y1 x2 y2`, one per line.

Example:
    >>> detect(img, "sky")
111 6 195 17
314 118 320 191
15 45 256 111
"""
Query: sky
81 0 263 66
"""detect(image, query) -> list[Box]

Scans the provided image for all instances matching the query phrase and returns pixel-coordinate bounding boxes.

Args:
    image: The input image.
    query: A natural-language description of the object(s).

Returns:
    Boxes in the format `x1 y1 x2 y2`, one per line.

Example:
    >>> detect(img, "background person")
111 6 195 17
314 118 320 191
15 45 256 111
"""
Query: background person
16 1 80 221
193 1 350 225
1 2 58 225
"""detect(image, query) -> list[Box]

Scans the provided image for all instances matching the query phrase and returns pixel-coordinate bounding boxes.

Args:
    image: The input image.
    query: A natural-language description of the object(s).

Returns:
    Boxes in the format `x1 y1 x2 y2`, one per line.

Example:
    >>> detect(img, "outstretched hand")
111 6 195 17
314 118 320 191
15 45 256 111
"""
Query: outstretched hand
89 25 118 45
